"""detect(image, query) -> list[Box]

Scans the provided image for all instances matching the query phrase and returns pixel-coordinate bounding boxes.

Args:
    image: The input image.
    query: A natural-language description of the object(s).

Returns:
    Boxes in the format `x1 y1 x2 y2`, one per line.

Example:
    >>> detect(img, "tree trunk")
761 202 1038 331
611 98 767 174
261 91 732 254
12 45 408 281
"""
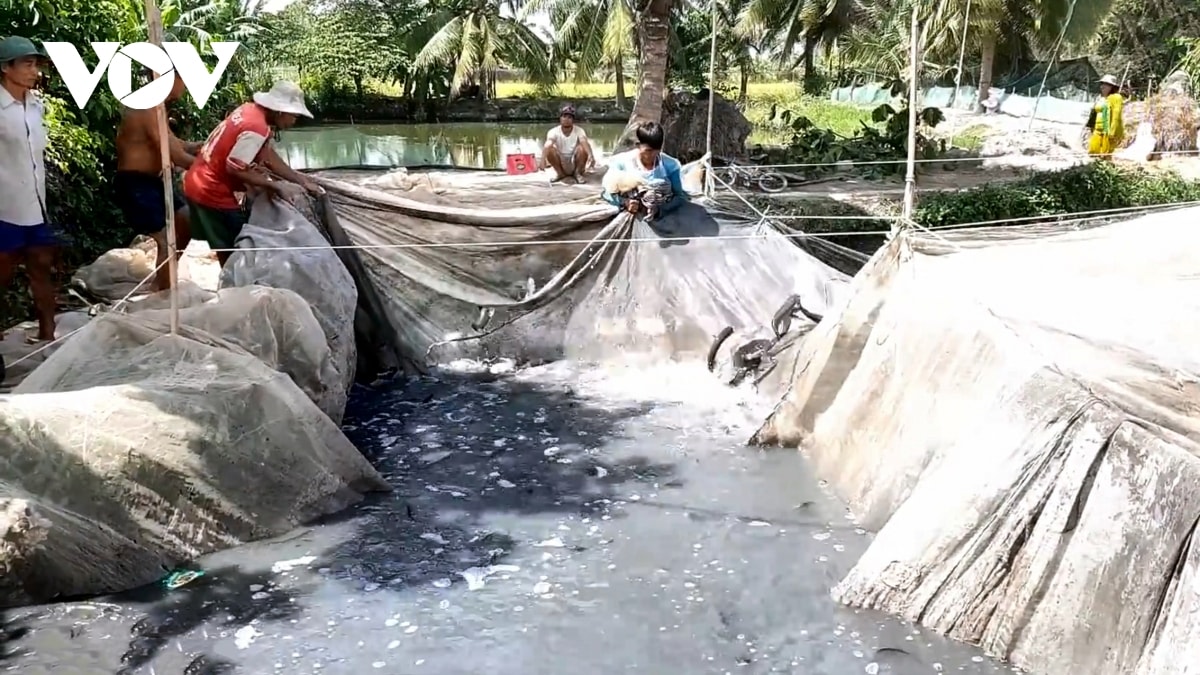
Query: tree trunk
615 59 627 108
802 34 818 93
622 0 672 145
977 32 996 113
739 62 749 103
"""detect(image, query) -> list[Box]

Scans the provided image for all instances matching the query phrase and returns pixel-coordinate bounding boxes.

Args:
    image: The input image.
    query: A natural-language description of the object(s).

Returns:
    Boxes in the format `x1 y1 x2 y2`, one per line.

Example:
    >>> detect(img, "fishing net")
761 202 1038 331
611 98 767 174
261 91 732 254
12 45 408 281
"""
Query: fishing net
306 165 855 377
752 208 1200 675
0 162 858 607
0 197 384 607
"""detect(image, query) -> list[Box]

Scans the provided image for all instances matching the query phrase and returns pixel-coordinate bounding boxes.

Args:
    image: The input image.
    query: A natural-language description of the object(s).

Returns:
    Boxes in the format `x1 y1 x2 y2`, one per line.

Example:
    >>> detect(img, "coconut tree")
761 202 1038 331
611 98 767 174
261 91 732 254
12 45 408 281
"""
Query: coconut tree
413 0 556 97
522 0 637 106
736 0 862 88
623 0 673 130
742 0 1118 98
901 0 1116 104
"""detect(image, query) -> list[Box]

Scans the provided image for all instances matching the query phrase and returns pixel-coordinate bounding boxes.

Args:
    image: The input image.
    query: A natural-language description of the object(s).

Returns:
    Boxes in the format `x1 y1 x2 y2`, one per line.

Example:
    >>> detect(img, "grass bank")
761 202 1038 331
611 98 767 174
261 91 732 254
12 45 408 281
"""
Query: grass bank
492 81 992 149
493 81 871 145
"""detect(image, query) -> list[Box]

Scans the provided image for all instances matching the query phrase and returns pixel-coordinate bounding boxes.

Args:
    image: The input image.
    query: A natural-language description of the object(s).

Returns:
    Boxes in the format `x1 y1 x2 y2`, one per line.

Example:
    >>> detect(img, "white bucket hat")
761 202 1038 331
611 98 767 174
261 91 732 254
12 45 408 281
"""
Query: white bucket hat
1099 74 1120 87
252 80 313 117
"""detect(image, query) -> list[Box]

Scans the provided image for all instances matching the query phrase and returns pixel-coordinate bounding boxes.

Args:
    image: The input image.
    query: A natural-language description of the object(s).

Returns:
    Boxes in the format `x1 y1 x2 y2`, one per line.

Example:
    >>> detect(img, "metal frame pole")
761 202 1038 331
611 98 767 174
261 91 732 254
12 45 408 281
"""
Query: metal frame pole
901 3 920 229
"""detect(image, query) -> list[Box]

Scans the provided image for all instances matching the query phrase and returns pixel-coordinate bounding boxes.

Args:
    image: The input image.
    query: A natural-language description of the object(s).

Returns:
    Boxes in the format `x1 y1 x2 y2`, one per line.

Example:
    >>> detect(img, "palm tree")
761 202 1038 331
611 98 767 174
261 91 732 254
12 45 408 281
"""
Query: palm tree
625 0 673 130
413 0 556 98
736 0 862 88
521 0 637 106
742 0 1116 100
909 0 1115 105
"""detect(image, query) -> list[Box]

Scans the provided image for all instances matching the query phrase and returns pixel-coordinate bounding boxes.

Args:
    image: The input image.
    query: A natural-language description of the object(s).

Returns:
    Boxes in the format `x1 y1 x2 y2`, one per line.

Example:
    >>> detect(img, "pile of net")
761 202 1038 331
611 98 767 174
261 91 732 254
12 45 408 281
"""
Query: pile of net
307 168 852 379
617 89 752 162
1119 90 1200 153
751 208 1200 675
0 195 387 607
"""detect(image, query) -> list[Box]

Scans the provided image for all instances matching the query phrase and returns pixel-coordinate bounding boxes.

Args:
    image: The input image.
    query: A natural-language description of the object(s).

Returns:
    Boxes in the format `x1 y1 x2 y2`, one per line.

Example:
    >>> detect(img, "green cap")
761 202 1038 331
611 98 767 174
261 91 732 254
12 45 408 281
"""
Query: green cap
0 36 46 63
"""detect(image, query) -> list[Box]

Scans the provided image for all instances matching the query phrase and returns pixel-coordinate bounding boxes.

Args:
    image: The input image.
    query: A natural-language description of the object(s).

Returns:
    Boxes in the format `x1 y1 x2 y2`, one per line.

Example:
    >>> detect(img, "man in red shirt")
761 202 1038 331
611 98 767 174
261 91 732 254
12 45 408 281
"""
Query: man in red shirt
183 80 322 265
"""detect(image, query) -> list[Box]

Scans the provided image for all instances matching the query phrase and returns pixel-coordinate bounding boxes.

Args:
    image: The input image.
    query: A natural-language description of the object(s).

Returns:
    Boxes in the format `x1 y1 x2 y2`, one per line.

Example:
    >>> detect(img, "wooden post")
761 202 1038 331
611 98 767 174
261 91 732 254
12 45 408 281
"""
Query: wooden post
143 0 179 335
900 3 920 230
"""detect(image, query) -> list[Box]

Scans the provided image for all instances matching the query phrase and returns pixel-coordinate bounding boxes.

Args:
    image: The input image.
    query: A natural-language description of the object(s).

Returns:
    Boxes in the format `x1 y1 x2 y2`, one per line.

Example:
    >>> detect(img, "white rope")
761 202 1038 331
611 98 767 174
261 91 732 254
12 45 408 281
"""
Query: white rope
721 146 1200 171
925 198 1200 230
4 198 1187 365
6 258 171 369
1026 0 1078 132
207 193 1199 254
184 195 1190 261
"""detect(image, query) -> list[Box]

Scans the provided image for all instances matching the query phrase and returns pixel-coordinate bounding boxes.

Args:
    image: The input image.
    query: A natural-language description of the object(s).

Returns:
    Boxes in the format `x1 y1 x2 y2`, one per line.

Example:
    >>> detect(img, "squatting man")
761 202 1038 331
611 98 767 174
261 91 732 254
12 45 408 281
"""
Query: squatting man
542 104 594 183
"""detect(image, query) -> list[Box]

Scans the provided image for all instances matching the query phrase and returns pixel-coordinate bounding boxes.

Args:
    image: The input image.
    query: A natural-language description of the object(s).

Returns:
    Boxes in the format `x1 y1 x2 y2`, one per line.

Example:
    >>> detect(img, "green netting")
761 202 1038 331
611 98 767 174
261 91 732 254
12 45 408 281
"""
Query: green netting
830 85 893 106
996 57 1098 99
920 86 978 111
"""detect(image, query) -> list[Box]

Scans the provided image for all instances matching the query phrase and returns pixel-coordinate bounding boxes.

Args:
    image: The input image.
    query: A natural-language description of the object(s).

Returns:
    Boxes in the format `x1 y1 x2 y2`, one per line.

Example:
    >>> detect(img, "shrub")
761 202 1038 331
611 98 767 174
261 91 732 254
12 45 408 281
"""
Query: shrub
914 162 1200 229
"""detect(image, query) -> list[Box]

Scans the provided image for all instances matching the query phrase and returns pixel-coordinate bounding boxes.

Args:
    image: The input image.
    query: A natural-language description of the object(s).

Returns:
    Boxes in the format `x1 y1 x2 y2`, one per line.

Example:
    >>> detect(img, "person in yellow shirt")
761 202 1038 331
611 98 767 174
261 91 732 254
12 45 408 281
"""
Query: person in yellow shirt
1087 74 1124 158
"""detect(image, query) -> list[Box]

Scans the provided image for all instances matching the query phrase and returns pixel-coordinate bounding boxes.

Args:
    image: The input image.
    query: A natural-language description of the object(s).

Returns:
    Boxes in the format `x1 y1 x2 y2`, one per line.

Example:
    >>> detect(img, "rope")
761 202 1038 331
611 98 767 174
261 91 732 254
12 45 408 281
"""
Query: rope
188 179 1200 256
1025 0 1078 132
209 228 898 255
5 197 1187 370
6 258 171 369
721 146 1200 171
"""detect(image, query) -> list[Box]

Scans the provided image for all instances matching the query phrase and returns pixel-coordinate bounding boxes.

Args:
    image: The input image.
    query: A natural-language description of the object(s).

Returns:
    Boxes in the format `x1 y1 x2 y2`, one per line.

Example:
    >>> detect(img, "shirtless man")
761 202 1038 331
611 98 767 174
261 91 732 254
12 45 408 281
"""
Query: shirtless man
114 73 200 291
542 105 593 183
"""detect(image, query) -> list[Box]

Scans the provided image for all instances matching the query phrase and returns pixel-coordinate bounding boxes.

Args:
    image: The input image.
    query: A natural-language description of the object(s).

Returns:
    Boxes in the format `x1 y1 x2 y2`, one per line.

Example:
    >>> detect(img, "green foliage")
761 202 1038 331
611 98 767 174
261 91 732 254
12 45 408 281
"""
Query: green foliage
763 91 946 176
915 162 1200 229
1090 0 1198 90
41 96 129 265
0 0 263 327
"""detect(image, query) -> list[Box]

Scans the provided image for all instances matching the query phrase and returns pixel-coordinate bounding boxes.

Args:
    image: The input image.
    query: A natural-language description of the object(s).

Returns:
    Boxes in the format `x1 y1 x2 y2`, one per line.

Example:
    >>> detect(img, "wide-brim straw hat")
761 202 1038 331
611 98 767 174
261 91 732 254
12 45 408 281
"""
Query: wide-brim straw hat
1099 74 1120 87
252 80 313 117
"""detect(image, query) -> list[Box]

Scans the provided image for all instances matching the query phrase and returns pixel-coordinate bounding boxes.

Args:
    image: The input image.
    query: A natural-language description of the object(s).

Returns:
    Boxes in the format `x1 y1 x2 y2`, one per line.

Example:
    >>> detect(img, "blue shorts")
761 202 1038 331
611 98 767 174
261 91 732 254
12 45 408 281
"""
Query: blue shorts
0 220 56 254
115 170 186 236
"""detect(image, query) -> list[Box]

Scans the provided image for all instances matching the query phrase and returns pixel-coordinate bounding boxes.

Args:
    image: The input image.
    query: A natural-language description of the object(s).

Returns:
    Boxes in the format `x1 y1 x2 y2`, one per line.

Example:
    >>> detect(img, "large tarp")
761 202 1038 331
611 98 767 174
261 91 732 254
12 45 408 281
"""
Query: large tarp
309 168 853 376
751 208 1200 675
832 82 1094 124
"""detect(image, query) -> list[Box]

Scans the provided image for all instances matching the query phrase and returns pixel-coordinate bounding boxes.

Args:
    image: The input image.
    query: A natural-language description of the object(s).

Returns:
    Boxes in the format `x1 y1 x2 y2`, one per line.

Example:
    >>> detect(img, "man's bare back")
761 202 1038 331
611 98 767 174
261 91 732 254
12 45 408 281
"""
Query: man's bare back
113 105 198 291
116 108 166 175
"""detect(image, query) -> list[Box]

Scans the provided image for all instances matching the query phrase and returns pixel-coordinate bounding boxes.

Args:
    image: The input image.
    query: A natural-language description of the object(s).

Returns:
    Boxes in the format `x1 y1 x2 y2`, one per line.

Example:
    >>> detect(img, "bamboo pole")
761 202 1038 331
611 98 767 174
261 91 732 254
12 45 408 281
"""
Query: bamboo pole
704 0 718 198
143 0 179 335
901 3 920 229
950 0 972 109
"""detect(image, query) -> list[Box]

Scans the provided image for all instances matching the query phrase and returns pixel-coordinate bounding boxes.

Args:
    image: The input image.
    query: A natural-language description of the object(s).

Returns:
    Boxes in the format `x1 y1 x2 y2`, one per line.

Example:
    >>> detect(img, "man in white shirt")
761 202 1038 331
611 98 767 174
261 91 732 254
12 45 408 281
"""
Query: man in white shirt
0 36 56 342
542 105 593 184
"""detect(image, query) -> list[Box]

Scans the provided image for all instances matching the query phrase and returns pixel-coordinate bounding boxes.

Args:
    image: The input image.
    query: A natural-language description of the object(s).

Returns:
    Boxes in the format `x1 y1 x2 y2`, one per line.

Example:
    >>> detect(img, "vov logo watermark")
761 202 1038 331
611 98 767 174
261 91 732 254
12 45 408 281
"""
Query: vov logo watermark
42 42 240 110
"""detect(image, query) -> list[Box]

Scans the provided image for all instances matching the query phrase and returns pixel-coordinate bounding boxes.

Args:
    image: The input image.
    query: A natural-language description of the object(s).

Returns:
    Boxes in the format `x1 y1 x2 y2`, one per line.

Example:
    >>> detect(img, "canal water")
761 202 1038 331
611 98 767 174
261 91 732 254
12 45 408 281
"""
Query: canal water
276 122 627 171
